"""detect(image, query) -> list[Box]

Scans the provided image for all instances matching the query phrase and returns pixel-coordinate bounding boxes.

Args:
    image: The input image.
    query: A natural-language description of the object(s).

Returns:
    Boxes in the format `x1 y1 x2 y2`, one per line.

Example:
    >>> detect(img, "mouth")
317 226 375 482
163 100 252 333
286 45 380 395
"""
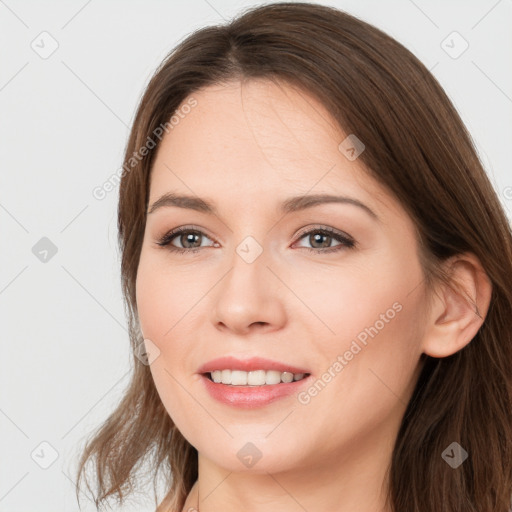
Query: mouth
197 356 312 407
202 370 311 386
199 370 313 408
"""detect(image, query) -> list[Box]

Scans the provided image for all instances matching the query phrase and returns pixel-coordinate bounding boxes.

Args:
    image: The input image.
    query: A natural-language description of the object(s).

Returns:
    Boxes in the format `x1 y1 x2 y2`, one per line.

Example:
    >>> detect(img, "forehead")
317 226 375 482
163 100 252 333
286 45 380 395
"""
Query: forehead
149 79 393 218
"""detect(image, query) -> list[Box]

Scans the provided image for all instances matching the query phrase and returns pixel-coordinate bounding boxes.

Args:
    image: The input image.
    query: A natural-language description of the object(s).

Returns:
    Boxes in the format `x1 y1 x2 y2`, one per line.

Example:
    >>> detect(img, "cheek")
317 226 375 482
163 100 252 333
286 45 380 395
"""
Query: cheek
135 254 208 394
339 283 424 402
135 258 165 340
135 252 202 341
299 292 424 443
303 250 425 394
283 255 418 349
146 356 204 449
136 257 204 437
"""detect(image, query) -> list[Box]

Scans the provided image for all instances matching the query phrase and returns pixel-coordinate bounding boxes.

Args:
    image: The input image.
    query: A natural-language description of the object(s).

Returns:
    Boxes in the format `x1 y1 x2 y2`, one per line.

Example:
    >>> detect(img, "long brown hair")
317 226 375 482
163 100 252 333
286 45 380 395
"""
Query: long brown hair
75 3 512 511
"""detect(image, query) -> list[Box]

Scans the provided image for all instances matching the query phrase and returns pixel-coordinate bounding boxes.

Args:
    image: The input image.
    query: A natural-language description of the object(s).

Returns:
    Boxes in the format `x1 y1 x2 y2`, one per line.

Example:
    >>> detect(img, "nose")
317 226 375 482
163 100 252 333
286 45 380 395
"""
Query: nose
210 243 287 336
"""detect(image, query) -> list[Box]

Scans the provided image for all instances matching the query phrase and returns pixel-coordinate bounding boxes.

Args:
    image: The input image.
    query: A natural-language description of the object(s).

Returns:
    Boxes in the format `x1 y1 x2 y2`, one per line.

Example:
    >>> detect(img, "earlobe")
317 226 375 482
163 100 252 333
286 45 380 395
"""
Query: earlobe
421 253 492 358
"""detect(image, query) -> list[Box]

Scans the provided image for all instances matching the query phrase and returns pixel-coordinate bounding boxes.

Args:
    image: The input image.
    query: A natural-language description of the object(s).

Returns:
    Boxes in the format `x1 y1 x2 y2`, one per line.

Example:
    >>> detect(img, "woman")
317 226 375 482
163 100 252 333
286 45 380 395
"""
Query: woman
75 3 512 511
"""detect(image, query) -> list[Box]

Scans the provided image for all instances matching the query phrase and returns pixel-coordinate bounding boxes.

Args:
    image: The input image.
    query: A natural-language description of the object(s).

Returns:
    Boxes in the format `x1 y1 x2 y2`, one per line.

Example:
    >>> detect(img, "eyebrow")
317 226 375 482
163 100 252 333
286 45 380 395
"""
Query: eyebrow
147 192 378 220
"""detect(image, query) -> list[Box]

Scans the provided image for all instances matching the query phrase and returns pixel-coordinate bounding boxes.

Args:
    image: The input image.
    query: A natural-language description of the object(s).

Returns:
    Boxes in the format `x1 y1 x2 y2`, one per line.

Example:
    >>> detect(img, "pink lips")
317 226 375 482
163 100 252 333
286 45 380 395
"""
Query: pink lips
197 356 310 375
197 356 312 409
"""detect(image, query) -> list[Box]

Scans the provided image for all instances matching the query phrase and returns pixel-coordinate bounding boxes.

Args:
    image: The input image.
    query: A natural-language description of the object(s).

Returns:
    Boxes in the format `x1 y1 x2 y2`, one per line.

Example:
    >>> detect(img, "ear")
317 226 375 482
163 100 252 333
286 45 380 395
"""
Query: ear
421 252 493 358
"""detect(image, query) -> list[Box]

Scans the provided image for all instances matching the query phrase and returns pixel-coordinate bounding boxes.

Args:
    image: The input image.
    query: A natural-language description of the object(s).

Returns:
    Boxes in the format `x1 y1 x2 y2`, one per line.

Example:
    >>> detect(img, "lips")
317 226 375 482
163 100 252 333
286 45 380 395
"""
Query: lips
197 356 313 409
200 372 313 408
197 356 311 375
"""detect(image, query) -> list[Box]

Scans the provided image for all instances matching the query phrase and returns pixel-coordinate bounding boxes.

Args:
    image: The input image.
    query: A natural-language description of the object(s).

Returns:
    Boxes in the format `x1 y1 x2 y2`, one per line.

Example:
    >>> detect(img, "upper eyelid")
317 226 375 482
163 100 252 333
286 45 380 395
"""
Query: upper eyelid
295 224 353 240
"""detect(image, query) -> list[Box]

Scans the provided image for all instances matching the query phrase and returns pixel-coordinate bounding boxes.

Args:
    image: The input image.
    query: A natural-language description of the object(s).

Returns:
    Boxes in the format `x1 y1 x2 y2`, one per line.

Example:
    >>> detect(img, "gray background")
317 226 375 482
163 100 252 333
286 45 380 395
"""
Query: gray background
1 0 511 511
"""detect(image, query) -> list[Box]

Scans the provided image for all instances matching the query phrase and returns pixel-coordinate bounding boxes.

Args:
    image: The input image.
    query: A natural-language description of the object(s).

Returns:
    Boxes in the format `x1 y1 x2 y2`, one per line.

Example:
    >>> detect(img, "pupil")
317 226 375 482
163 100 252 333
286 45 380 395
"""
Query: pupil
311 233 330 248
183 233 200 248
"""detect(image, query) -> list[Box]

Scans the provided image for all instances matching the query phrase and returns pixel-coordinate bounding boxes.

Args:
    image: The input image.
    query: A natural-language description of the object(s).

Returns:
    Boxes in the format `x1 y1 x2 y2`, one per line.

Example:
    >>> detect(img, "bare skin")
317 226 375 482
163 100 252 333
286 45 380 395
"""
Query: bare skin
137 79 492 512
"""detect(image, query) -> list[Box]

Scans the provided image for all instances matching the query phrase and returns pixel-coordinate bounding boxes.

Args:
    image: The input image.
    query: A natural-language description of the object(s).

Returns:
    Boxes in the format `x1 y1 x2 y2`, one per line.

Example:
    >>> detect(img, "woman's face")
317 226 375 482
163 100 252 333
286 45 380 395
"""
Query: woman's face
136 79 429 476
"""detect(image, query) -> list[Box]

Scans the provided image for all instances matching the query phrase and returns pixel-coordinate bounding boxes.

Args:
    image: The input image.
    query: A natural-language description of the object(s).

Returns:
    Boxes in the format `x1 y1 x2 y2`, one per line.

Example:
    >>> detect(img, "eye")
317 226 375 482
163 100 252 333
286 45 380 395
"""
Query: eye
293 226 356 254
155 226 218 254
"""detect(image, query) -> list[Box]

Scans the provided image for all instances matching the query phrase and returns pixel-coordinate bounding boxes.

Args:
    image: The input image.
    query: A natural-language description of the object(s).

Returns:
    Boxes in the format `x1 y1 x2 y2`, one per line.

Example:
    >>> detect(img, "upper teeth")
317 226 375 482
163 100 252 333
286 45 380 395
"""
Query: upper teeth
210 369 306 386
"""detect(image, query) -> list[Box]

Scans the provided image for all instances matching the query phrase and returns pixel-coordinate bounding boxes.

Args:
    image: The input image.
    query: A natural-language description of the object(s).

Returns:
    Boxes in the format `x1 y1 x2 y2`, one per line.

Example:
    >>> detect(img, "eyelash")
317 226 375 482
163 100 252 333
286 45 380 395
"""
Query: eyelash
155 225 356 255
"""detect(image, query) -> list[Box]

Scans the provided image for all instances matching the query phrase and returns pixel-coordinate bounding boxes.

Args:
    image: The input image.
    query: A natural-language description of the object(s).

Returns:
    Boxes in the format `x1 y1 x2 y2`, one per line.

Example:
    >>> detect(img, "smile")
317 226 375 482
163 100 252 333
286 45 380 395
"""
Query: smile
206 369 308 386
